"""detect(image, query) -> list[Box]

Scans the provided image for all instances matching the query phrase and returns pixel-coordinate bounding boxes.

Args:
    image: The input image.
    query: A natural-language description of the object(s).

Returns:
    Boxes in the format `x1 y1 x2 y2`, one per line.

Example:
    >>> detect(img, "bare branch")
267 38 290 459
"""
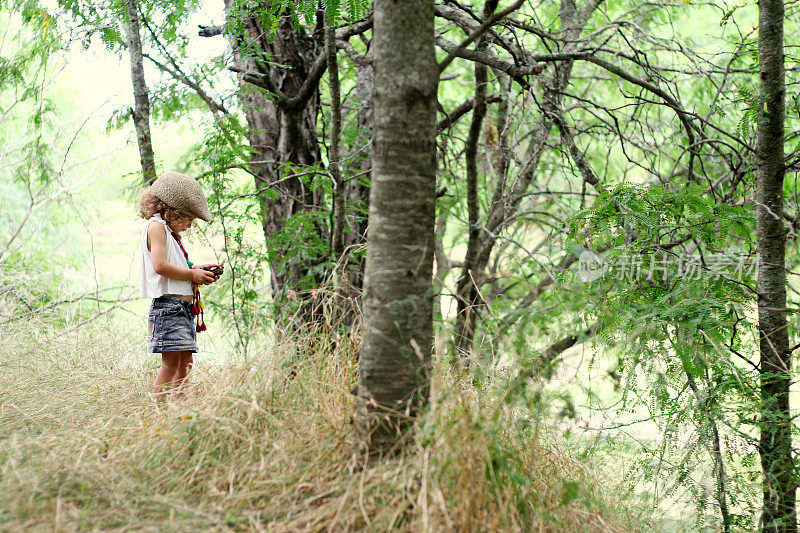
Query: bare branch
438 0 524 73
438 92 502 131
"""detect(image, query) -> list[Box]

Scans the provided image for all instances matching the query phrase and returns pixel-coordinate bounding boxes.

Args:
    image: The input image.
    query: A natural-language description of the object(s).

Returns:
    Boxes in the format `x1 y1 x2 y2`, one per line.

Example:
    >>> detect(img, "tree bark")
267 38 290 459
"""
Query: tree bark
756 0 795 530
224 1 325 305
123 0 156 184
357 0 438 453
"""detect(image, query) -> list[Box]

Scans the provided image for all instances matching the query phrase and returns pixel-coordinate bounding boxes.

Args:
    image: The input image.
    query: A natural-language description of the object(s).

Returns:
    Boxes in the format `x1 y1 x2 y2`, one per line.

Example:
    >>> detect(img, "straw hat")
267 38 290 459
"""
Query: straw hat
150 171 212 222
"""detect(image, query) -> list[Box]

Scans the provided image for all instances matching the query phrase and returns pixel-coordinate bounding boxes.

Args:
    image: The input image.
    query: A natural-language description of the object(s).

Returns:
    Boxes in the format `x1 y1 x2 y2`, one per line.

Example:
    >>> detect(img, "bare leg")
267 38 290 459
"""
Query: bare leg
153 351 182 402
173 351 194 397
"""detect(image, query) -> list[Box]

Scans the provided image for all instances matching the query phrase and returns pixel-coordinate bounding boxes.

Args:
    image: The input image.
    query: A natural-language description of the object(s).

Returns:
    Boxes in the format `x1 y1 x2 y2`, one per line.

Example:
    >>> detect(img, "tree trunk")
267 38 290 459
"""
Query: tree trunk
450 0 588 358
342 48 374 293
357 0 438 453
445 0 579 359
756 0 795 530
453 1 494 358
123 0 156 184
333 42 373 298
224 2 326 307
325 5 345 262
324 2 357 326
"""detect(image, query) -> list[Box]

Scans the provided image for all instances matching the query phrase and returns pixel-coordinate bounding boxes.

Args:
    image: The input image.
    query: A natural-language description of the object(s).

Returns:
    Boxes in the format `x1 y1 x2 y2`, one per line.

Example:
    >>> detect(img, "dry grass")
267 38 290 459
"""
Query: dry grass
0 308 649 532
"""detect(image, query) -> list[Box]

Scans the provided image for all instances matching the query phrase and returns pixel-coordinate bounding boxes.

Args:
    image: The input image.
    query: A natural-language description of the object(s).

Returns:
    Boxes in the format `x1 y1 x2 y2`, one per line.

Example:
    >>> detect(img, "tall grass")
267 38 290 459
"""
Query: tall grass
0 306 648 531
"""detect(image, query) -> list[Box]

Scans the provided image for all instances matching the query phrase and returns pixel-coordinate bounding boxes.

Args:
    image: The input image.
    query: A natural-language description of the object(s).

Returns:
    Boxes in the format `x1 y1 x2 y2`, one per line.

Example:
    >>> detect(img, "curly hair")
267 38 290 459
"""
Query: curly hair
137 188 194 226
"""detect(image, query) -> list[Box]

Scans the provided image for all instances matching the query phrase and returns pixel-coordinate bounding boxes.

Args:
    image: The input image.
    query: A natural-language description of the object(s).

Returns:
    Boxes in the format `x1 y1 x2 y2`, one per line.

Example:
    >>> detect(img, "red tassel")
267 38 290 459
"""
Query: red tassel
175 234 210 333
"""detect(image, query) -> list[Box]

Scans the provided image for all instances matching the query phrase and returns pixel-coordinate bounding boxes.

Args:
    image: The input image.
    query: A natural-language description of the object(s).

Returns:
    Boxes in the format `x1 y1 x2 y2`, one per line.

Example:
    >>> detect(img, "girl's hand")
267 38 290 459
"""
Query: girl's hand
191 268 217 285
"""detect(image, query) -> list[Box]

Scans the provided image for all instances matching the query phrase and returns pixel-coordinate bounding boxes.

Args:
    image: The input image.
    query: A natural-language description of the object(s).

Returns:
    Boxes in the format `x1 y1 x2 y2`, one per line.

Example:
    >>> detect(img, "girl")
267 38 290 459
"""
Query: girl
137 171 221 401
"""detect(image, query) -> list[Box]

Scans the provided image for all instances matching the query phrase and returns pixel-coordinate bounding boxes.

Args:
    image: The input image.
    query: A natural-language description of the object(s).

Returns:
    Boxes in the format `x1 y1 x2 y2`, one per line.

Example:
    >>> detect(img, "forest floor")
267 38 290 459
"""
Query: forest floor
0 309 651 532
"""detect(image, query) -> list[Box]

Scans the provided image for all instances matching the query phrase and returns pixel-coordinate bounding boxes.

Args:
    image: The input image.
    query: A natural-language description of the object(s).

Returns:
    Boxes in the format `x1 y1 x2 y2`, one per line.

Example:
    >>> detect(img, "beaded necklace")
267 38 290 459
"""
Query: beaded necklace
170 230 207 332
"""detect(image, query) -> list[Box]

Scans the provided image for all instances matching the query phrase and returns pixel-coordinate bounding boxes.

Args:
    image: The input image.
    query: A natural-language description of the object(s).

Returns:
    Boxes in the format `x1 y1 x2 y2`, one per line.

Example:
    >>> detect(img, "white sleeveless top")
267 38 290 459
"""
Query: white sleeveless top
140 214 193 298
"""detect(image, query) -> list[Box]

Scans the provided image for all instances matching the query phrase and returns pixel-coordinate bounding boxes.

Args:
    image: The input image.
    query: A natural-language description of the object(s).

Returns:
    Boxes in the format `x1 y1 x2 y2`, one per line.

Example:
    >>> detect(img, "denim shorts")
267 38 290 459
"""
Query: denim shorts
148 296 198 353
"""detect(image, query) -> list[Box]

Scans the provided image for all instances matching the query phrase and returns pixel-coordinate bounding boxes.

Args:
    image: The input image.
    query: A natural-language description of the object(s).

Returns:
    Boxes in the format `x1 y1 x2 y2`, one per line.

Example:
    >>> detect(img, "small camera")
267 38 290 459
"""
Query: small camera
204 265 224 276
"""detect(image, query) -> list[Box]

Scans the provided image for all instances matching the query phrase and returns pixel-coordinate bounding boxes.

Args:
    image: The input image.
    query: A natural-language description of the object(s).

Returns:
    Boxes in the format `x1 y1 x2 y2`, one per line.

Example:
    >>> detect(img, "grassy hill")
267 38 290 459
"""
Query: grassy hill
0 308 647 531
